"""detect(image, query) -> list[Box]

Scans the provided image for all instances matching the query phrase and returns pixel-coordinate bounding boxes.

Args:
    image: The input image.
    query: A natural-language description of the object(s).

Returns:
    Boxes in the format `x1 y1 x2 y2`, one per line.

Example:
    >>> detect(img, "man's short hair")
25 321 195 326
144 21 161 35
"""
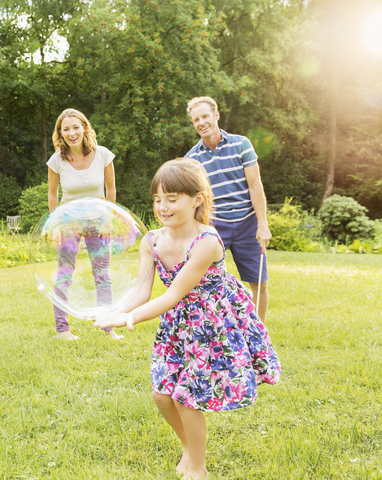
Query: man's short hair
187 97 219 117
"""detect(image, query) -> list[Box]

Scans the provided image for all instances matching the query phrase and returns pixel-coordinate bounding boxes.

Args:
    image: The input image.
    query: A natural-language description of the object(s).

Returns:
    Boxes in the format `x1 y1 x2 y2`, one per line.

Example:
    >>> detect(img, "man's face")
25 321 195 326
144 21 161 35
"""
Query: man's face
189 103 220 140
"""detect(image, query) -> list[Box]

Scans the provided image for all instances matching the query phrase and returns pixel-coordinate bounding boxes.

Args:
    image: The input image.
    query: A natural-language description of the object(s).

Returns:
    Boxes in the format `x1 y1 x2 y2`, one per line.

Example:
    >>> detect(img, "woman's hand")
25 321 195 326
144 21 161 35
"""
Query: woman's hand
51 226 62 246
97 218 113 239
94 313 134 331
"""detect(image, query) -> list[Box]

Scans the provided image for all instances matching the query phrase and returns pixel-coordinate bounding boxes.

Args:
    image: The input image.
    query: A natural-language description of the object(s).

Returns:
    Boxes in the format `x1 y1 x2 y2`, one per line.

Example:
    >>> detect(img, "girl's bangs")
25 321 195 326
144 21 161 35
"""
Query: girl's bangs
151 165 193 196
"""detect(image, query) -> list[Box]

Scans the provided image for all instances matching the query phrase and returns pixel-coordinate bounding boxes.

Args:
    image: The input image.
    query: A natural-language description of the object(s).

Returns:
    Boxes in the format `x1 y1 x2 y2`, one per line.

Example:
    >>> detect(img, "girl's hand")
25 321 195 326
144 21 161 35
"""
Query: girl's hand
94 313 134 331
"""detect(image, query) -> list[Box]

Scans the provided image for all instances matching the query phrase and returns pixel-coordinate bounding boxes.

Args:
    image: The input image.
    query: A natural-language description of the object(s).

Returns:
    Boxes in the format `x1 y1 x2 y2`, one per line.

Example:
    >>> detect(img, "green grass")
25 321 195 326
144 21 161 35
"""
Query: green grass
0 251 381 479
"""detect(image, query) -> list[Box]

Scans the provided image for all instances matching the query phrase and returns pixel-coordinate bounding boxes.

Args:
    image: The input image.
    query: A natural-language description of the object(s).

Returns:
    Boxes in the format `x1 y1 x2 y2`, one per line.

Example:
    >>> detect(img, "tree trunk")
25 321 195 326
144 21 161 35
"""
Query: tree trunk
322 97 337 201
223 40 238 132
40 46 48 165
321 1 343 203
41 99 48 166
223 96 234 131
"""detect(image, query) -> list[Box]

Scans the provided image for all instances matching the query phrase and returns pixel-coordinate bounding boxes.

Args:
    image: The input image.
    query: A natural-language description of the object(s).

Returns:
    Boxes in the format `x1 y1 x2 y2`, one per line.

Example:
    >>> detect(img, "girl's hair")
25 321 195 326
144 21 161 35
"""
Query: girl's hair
52 108 98 161
150 158 214 225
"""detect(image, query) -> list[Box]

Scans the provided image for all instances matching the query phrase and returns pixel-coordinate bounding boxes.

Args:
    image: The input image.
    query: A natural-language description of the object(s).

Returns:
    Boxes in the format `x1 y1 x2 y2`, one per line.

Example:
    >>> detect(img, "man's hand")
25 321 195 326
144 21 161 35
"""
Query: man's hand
256 224 272 251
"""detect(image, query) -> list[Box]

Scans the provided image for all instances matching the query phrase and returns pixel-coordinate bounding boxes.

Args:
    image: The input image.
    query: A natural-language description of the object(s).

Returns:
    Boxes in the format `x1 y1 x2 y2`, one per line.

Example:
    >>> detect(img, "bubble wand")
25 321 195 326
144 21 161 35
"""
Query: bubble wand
256 248 264 316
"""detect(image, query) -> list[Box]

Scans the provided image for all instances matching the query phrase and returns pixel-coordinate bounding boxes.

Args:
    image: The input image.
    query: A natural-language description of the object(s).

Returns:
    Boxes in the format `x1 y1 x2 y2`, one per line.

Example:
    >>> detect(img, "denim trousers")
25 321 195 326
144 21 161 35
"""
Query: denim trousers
53 221 113 332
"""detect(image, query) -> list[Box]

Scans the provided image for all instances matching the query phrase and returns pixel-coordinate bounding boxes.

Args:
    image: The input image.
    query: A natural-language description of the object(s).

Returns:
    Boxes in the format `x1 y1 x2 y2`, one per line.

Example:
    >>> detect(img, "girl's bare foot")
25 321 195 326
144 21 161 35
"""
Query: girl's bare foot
176 453 190 475
55 331 79 340
182 468 209 479
105 330 124 340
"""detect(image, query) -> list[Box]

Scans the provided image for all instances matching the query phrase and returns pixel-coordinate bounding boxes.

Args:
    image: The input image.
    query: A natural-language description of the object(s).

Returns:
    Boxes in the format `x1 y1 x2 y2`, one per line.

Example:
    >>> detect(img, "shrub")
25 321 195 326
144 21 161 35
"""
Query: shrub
372 219 382 245
18 183 49 233
318 195 374 243
0 173 22 219
268 198 320 252
331 239 382 254
299 209 324 241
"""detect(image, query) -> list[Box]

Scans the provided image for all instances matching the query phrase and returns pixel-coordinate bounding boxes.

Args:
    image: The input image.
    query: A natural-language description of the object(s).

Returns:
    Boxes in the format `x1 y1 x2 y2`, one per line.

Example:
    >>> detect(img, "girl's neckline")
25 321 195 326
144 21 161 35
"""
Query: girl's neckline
149 230 223 273
66 147 97 172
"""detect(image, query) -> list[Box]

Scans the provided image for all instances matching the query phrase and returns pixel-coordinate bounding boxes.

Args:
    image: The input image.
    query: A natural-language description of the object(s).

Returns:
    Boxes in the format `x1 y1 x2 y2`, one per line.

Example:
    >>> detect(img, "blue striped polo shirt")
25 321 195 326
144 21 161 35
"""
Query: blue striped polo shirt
185 130 258 222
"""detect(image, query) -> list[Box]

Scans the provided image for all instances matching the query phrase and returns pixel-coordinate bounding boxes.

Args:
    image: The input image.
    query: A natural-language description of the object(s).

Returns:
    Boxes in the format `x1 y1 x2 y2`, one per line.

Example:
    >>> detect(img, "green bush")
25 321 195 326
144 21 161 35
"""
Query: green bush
268 198 320 252
372 219 382 245
18 183 49 233
299 209 324 241
0 173 22 219
318 194 374 243
331 239 382 254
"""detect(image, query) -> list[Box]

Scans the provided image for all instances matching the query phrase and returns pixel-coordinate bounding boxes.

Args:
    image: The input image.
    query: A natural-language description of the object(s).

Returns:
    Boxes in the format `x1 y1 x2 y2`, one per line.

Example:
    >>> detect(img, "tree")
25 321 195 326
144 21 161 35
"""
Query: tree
292 0 382 207
205 0 323 209
0 173 22 219
67 0 231 214
0 0 83 188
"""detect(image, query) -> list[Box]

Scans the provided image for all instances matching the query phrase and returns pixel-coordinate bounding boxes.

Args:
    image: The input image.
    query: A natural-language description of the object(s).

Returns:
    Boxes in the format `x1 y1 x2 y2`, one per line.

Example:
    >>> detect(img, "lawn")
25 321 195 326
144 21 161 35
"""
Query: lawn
0 251 381 479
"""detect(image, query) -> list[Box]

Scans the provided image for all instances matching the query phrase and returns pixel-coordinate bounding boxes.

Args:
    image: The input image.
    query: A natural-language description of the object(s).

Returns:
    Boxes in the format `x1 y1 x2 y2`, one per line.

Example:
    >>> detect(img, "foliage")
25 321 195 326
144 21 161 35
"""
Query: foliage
331 239 382 255
318 194 374 243
67 0 231 214
0 0 84 189
0 173 22 219
18 182 49 233
372 219 382 245
205 0 325 211
1 0 382 218
299 208 323 242
335 123 382 219
268 198 320 252
0 232 29 268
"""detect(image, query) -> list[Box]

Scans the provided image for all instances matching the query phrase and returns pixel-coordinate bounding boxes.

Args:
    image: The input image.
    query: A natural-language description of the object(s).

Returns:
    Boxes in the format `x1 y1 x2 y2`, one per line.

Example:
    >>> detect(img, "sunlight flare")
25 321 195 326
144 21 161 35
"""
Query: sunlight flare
364 11 382 54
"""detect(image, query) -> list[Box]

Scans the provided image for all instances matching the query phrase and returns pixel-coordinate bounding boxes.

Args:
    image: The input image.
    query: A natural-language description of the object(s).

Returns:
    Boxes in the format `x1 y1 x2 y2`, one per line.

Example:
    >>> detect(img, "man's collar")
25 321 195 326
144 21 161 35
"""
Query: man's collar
199 129 227 150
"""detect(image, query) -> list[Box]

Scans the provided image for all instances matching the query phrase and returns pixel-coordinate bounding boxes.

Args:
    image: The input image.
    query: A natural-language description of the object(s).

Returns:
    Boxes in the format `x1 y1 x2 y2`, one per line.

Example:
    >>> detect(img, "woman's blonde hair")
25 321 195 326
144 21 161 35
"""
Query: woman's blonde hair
150 158 214 225
52 108 98 161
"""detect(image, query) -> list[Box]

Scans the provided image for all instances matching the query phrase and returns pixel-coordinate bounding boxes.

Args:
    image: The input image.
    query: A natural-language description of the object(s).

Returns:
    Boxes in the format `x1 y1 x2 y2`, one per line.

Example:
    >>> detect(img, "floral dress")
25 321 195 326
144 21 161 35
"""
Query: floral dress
149 231 281 412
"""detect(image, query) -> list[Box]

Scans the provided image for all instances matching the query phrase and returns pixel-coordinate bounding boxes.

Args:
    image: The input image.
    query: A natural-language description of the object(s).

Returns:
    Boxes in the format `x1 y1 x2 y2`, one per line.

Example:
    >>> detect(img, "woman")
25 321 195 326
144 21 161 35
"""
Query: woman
47 108 122 340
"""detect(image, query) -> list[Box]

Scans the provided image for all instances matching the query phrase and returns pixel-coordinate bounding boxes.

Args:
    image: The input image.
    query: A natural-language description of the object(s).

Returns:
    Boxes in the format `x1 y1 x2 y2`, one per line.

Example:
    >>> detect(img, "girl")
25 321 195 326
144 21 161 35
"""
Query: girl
94 158 281 479
48 108 122 340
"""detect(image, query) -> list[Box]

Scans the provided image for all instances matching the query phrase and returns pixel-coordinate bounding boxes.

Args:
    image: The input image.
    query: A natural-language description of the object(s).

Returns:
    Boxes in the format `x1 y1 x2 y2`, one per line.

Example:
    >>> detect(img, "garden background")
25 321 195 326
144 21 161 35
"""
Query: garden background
1 0 382 224
1 1 382 479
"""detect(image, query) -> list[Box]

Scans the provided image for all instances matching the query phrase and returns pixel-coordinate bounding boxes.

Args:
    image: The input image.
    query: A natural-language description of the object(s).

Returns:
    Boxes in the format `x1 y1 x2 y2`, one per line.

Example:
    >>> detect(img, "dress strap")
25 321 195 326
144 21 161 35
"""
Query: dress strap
186 231 225 260
146 231 158 260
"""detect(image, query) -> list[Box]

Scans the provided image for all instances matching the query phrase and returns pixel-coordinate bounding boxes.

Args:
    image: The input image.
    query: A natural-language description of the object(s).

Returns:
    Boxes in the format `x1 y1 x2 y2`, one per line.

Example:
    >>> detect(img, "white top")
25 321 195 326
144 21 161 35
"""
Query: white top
46 146 115 204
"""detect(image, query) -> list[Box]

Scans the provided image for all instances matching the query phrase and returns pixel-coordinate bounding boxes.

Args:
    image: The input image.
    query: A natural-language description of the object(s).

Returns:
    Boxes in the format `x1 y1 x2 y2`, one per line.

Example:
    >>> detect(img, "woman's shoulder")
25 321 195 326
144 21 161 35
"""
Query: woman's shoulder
96 145 115 165
46 151 62 171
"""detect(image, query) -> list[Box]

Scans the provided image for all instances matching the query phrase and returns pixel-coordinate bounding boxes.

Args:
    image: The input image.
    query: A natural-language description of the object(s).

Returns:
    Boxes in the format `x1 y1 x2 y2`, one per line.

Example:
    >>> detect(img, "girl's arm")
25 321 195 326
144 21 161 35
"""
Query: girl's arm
105 161 116 203
94 235 221 330
94 235 155 328
119 236 155 312
48 167 60 212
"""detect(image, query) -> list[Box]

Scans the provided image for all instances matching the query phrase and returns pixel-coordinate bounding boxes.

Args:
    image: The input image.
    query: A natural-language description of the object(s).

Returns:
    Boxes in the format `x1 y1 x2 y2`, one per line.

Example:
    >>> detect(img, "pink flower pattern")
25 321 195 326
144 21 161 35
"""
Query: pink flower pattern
149 231 281 412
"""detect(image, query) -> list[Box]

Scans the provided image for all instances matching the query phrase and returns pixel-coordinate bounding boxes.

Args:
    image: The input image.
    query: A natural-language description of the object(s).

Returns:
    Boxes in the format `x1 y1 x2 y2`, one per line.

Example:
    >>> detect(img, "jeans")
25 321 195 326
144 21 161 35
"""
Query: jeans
53 221 113 332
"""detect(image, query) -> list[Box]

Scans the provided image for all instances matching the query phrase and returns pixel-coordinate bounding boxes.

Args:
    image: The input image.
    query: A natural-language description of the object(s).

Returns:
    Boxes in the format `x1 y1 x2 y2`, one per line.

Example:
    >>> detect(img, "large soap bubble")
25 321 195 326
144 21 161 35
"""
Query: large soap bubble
30 198 152 320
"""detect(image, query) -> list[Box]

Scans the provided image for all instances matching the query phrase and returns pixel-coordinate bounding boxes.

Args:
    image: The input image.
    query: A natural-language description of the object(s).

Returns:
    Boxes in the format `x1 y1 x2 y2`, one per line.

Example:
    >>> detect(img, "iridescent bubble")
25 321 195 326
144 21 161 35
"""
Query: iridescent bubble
30 197 152 320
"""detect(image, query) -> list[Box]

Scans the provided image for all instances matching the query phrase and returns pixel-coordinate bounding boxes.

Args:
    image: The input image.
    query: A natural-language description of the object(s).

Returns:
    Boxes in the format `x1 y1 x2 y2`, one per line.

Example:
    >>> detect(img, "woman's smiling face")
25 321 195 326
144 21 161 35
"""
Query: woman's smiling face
60 116 85 149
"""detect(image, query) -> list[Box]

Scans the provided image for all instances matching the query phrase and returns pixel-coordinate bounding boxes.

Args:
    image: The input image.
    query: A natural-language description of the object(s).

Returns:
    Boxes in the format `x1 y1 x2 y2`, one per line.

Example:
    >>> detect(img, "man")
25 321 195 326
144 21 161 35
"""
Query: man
185 96 272 321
